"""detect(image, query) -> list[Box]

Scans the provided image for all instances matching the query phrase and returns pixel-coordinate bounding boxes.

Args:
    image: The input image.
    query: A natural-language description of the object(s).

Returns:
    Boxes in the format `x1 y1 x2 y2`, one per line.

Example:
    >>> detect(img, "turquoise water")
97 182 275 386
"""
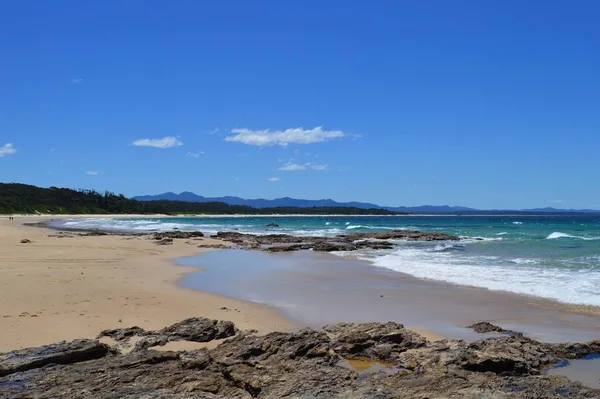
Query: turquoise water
53 215 600 306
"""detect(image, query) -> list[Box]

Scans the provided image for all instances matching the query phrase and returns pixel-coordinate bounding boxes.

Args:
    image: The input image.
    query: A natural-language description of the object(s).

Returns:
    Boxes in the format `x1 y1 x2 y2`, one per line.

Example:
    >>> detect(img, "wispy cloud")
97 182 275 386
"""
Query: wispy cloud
72 78 83 84
278 163 307 171
208 127 220 135
225 126 346 147
85 171 99 176
186 151 205 158
552 200 565 204
0 143 16 157
268 177 281 182
133 136 183 148
278 162 327 171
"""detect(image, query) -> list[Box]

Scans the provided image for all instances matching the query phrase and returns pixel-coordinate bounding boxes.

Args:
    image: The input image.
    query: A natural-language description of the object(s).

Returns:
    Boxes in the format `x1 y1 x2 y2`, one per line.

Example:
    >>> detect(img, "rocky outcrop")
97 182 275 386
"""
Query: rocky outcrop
211 230 456 253
344 230 460 241
97 318 239 351
0 339 111 378
153 231 205 240
467 321 524 337
2 320 600 398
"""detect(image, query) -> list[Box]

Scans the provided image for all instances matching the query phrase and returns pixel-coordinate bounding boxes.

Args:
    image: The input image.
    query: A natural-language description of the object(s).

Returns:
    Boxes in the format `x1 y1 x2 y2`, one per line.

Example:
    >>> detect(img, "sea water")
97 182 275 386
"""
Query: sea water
52 215 600 306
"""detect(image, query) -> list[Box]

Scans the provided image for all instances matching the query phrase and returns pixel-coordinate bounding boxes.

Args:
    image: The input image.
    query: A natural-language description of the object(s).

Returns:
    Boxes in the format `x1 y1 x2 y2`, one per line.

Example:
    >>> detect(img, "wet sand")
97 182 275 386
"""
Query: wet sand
0 217 292 351
179 249 600 342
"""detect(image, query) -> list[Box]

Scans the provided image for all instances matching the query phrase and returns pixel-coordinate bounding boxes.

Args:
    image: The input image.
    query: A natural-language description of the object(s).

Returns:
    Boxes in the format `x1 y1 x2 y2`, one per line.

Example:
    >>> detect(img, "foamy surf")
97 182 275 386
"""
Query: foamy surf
547 232 600 240
364 246 600 306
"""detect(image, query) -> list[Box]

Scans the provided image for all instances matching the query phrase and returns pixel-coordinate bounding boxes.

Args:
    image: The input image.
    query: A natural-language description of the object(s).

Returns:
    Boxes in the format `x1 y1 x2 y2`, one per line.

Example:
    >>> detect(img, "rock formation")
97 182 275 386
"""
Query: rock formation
1 320 598 398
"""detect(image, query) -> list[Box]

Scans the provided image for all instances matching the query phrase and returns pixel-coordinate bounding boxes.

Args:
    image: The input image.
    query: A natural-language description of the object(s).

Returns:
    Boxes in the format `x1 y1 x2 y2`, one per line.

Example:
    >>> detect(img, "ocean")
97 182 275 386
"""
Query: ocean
52 215 600 307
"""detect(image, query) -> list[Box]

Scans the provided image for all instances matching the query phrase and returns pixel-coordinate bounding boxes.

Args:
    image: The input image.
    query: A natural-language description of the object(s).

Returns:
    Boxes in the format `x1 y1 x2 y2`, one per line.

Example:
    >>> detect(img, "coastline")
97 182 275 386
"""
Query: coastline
3 214 599 352
0 217 293 351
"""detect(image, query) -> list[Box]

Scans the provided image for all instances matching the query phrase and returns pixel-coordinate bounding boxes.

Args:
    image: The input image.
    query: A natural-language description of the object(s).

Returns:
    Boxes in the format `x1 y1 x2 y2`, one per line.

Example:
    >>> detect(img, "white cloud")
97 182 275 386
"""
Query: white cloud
208 127 220 135
308 163 327 170
268 177 281 182
85 171 99 176
186 151 205 158
278 162 327 171
553 200 565 204
225 126 346 147
72 78 83 84
278 163 307 171
0 143 16 157
133 136 183 148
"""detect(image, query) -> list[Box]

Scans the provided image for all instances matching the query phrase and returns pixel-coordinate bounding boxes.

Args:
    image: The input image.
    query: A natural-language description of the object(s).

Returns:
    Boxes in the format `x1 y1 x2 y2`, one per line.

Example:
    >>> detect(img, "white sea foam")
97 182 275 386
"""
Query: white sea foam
511 258 540 265
547 232 600 240
345 225 363 230
365 246 600 306
513 221 523 225
496 232 508 236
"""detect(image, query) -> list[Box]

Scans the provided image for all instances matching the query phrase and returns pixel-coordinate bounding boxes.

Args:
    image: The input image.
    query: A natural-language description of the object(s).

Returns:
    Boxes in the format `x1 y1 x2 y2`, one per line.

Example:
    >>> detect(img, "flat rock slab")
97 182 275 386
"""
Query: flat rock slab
0 339 110 378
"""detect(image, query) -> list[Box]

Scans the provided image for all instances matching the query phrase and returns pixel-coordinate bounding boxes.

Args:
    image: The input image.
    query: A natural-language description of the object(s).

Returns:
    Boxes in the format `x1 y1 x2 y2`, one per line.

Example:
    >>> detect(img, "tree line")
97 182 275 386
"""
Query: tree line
0 183 403 215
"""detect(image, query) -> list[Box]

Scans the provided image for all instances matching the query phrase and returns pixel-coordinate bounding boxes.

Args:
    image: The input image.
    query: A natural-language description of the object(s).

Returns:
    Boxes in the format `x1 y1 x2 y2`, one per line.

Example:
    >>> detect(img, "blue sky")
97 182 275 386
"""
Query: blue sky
1 1 599 209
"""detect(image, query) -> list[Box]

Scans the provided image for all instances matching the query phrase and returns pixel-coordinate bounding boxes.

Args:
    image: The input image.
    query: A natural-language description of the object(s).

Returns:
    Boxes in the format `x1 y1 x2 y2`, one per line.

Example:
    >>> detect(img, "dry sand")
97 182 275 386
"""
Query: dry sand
0 217 293 351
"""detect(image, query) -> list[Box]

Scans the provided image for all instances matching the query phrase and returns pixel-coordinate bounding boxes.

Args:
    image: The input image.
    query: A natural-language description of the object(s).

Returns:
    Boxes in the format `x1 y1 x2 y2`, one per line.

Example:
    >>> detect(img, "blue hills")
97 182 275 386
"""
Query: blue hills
133 192 598 214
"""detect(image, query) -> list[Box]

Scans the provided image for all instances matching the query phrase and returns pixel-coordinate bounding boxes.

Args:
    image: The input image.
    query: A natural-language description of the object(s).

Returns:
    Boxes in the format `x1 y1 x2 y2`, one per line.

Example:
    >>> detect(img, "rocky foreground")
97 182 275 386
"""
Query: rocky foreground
1 318 599 398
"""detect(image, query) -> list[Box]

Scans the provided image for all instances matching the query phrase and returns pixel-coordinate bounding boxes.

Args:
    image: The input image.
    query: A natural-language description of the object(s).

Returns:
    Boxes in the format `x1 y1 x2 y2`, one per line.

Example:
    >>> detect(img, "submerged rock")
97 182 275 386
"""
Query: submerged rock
467 321 524 337
2 320 599 398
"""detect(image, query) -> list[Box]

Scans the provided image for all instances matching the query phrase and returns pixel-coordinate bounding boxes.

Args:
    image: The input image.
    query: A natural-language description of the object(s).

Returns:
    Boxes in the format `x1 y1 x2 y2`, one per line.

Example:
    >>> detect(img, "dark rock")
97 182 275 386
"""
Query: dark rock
155 238 173 245
79 232 109 237
3 320 600 398
214 229 459 254
153 231 204 240
0 339 111 377
265 223 280 228
324 322 428 361
158 318 237 342
467 321 524 337
344 229 460 242
97 326 147 342
197 244 229 249
19 239 32 244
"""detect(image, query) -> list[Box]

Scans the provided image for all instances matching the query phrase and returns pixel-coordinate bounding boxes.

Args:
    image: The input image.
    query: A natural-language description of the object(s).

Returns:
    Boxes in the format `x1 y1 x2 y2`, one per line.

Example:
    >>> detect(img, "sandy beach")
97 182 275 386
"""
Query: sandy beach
0 217 293 351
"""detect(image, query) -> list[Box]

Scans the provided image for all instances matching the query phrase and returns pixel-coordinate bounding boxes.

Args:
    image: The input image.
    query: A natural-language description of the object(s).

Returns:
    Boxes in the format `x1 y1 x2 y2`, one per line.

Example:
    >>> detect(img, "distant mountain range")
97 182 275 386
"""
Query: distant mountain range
133 192 600 214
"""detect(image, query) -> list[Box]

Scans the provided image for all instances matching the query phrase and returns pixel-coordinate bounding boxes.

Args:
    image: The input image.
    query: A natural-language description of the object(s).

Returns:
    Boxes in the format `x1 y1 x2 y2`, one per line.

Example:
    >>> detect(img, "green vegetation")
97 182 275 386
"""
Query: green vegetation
0 183 403 215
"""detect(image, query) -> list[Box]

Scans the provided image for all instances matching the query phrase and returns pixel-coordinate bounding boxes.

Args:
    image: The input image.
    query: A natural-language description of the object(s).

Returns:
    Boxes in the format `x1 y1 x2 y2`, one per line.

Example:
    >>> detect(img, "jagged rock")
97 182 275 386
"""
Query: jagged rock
467 321 524 337
214 230 459 254
344 230 460 242
2 320 600 398
153 231 205 240
159 318 237 342
19 239 31 244
155 238 173 245
97 326 147 342
324 322 428 361
0 339 111 377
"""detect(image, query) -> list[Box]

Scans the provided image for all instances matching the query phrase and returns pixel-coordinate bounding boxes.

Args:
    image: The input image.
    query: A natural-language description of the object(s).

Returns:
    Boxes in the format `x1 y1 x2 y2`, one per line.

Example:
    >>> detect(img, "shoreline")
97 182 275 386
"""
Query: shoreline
0 217 294 351
4 214 599 351
179 248 600 343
